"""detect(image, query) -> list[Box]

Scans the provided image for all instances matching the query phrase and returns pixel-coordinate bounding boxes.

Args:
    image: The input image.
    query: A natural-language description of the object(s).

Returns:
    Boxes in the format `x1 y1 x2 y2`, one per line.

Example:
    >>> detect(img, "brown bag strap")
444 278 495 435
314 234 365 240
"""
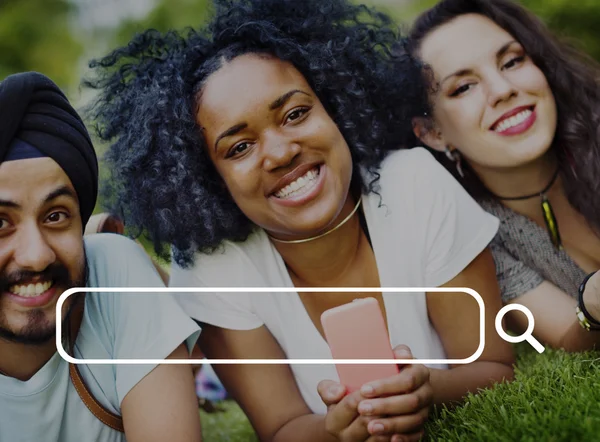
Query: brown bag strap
67 297 125 433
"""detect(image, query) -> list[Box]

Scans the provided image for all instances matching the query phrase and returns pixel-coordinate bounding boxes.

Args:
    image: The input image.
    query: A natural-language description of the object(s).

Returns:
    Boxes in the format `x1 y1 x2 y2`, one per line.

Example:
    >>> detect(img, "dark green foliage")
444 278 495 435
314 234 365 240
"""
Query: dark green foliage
0 0 82 88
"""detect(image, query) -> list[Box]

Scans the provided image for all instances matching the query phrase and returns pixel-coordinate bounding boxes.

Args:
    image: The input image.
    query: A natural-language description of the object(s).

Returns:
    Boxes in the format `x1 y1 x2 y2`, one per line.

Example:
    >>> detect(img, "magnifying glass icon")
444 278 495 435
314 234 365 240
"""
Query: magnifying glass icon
495 304 545 353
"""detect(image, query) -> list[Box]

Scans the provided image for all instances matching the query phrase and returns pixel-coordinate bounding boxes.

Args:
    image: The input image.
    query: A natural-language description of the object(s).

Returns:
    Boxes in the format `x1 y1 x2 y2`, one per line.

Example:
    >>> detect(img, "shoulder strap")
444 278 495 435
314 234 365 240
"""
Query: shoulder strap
68 297 125 433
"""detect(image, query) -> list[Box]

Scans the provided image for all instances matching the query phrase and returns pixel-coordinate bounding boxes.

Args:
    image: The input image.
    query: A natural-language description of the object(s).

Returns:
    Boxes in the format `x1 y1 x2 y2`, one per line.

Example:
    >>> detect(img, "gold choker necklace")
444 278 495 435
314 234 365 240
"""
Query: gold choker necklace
268 198 362 245
493 168 562 250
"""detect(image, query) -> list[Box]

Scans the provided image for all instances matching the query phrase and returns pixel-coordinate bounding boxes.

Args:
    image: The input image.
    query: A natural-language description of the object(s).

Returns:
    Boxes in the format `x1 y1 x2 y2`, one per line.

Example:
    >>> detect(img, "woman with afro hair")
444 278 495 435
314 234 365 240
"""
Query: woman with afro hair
86 0 514 440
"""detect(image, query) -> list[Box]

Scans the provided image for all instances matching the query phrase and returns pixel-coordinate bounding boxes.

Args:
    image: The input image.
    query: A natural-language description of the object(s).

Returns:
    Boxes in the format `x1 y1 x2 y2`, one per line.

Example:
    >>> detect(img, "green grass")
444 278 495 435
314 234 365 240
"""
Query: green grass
200 401 259 442
426 345 600 441
200 344 600 441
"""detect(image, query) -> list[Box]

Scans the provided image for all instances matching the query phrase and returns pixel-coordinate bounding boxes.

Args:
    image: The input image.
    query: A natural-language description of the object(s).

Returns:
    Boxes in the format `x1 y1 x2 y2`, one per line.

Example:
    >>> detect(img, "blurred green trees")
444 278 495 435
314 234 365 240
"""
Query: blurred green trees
112 0 211 46
3 0 600 91
380 0 600 61
109 0 600 61
521 0 600 60
0 0 82 89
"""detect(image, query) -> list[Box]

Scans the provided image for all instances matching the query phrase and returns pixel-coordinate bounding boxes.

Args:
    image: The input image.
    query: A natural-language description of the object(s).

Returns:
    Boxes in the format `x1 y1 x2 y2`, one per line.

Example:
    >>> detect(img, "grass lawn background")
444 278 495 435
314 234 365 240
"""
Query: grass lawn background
200 344 600 441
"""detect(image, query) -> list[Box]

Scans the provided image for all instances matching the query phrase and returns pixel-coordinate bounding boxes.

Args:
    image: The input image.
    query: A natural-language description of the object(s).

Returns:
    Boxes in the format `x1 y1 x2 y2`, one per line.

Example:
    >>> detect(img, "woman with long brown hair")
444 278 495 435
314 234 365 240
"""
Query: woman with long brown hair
406 0 600 352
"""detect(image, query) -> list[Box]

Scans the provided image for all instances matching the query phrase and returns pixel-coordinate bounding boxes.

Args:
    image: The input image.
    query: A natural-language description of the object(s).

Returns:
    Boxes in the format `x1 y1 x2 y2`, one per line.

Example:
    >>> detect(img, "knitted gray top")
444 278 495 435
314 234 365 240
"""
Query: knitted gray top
478 198 587 302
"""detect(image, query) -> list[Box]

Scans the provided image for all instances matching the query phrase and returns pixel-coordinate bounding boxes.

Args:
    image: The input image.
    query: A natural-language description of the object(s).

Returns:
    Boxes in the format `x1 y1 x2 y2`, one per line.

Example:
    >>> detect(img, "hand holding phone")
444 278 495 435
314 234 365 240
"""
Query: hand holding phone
317 344 432 441
321 297 399 393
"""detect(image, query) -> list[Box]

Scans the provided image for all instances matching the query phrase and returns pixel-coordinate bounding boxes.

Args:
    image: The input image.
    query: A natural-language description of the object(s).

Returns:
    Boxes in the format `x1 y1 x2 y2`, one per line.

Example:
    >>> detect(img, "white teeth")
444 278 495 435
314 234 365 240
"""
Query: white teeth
275 168 320 199
494 109 532 132
9 281 53 298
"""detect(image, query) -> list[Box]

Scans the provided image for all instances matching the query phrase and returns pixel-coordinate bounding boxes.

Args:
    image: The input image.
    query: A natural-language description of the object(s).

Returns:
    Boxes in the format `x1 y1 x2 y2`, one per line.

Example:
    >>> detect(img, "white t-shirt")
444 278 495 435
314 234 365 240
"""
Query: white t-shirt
171 148 499 414
0 234 201 442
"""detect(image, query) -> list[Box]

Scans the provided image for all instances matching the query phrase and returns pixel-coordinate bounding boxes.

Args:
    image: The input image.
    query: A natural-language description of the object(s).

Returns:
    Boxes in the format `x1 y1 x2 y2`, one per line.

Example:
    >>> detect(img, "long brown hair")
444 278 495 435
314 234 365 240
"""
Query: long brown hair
405 0 600 232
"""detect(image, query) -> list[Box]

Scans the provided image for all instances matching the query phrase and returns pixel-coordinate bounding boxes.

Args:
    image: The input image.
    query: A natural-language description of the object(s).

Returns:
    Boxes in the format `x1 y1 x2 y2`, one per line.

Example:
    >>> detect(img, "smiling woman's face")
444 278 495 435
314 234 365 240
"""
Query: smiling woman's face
418 13 557 171
196 53 353 241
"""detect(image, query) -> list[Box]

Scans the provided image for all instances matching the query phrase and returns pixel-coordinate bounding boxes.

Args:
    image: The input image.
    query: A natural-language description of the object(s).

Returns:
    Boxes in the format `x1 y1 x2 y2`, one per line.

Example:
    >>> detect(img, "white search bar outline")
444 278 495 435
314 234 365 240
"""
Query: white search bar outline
56 287 485 365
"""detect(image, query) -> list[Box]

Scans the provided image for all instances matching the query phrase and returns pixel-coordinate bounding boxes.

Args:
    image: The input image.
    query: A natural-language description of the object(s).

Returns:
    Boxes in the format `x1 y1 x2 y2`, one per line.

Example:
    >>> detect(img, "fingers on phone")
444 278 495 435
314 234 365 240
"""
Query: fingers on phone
392 344 414 360
361 365 430 398
318 380 346 406
358 389 427 417
339 390 363 416
366 406 429 437
339 414 379 442
324 390 364 435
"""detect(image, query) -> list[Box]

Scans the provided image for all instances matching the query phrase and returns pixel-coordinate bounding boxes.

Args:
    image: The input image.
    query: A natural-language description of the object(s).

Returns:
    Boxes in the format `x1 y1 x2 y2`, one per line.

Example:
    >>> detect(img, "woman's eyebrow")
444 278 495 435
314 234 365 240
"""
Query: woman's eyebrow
496 40 519 60
214 123 248 152
441 68 474 86
269 89 310 110
214 89 311 151
440 40 519 87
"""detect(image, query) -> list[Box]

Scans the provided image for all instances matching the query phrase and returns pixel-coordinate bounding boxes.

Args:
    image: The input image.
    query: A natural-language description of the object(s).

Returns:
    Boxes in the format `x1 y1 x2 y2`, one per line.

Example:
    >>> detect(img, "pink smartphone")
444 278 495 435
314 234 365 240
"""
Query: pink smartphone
321 297 399 394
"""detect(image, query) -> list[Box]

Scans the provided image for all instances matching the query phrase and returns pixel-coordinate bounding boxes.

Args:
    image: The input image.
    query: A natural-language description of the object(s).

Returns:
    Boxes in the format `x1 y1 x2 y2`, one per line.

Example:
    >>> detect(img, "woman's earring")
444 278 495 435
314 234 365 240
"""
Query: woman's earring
445 146 465 178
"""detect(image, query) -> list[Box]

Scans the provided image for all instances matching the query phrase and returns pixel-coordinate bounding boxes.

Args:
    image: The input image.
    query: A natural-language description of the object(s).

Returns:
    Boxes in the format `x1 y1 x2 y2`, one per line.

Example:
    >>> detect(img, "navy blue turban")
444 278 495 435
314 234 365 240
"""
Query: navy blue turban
0 72 98 228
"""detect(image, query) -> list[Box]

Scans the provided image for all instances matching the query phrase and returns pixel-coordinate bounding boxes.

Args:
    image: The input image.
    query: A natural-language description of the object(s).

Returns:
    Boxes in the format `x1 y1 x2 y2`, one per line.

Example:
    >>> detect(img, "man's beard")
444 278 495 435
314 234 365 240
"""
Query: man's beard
0 253 88 346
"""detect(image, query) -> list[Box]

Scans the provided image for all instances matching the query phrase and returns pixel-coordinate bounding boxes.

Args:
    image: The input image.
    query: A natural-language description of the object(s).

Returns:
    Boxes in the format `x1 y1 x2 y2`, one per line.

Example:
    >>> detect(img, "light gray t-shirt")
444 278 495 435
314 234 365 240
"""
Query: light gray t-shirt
0 234 200 442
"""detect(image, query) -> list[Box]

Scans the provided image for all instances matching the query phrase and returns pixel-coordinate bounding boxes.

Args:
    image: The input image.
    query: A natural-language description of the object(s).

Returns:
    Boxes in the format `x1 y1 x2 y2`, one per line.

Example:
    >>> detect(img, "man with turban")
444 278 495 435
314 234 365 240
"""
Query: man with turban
0 72 202 441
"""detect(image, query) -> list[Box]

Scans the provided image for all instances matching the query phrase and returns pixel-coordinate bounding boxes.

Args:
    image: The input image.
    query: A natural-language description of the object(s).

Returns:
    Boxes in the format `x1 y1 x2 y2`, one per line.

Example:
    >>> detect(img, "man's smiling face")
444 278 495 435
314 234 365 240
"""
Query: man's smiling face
0 157 86 345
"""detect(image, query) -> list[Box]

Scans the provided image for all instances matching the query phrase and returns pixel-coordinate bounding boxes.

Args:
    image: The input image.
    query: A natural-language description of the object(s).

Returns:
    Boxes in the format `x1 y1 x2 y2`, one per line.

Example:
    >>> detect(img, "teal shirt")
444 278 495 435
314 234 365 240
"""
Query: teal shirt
0 234 200 441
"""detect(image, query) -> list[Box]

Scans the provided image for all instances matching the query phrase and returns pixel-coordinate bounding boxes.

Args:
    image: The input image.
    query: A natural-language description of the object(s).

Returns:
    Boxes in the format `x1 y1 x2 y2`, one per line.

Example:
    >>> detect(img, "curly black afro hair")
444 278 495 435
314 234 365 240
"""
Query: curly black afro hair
84 0 427 267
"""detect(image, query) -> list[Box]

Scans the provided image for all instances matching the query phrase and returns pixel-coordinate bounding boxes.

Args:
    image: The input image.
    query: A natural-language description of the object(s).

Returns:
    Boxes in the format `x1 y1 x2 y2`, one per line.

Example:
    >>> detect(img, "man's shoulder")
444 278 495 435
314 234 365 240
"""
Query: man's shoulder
84 233 142 257
83 233 161 287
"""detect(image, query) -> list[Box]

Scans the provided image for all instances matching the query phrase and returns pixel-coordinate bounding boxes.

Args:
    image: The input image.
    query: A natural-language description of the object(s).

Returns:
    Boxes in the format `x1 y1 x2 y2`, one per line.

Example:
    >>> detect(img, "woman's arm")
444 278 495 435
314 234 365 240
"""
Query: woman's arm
199 324 387 442
426 248 515 406
121 344 202 442
505 272 600 352
198 324 329 441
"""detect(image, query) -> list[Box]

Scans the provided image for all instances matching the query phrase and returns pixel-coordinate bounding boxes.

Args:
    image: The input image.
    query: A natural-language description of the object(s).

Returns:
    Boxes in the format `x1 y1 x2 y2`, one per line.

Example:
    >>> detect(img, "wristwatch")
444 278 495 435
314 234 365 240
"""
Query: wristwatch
576 271 600 331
